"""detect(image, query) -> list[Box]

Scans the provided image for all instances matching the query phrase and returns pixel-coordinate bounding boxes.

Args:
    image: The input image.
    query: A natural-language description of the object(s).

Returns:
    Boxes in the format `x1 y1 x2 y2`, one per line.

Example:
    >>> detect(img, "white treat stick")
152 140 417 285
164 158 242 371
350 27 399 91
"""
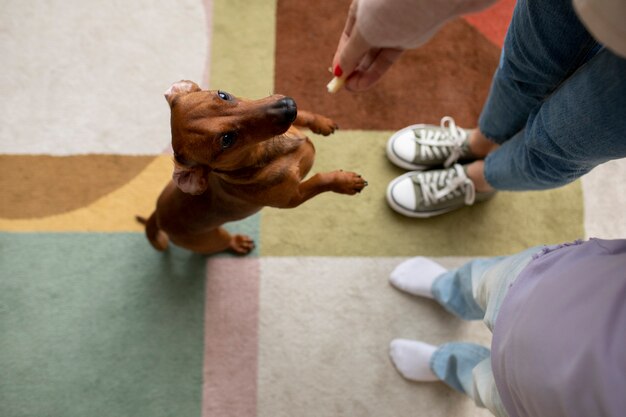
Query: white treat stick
326 75 346 94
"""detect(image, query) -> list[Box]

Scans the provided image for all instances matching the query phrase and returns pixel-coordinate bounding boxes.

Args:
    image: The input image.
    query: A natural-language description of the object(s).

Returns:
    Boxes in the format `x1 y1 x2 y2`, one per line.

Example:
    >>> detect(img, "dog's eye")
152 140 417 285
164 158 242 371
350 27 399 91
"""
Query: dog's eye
217 90 232 101
220 132 237 149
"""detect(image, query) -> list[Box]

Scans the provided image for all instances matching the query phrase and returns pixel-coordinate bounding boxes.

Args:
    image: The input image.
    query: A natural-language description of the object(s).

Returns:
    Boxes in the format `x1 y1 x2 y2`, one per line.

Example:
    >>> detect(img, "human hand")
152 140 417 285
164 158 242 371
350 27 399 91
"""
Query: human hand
329 0 498 92
330 0 403 92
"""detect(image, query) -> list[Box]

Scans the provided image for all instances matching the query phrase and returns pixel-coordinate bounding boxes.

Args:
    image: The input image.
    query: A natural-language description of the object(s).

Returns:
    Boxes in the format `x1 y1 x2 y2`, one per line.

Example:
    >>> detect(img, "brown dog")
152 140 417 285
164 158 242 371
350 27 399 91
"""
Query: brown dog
138 80 367 255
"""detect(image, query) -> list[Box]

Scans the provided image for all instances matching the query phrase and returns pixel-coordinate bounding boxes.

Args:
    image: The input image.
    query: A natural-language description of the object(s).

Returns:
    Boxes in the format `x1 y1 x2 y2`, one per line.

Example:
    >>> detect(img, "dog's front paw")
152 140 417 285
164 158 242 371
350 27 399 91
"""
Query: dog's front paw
311 115 338 136
229 234 255 255
333 170 368 195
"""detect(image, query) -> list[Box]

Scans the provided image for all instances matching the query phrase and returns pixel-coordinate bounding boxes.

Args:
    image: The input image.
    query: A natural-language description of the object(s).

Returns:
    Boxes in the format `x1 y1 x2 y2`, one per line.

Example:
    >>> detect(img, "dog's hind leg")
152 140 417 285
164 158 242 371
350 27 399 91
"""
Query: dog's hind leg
136 212 169 251
172 227 255 255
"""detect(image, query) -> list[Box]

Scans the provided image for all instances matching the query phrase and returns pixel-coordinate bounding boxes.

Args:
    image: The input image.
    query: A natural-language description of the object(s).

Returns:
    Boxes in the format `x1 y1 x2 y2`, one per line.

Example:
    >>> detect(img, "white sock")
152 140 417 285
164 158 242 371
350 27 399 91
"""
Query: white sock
389 339 439 381
389 257 447 298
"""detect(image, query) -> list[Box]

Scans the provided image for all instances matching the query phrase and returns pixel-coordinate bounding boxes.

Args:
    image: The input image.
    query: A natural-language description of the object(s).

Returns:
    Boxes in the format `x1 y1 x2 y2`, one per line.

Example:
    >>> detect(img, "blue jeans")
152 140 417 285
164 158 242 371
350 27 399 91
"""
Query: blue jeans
478 0 626 191
429 246 541 417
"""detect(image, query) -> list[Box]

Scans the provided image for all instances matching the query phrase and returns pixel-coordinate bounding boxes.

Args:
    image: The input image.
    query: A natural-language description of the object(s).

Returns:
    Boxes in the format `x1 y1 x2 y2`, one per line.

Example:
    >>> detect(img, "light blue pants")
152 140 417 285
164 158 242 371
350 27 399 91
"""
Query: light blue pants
429 246 541 417
478 0 626 191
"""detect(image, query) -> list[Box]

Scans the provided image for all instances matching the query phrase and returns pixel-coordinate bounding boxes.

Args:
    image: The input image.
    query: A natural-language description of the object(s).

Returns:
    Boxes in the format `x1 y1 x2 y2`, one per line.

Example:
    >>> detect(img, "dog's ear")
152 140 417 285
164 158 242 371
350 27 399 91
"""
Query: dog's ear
164 80 201 107
172 162 209 195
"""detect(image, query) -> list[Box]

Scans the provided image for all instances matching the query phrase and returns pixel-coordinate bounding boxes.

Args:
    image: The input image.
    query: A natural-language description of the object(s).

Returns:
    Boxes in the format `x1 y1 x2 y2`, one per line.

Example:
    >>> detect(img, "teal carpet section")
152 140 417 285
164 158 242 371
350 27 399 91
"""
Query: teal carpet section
0 233 206 417
224 213 261 258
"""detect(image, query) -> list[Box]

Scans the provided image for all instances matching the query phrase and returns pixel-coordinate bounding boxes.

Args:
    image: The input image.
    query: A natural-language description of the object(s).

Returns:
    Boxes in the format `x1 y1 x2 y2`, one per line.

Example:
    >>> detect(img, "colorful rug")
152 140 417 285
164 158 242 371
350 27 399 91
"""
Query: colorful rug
2 0 624 416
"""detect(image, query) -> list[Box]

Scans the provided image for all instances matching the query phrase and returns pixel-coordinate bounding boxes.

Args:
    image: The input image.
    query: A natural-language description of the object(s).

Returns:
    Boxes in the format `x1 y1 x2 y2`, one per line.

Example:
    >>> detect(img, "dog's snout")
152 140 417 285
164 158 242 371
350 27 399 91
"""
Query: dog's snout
270 97 297 124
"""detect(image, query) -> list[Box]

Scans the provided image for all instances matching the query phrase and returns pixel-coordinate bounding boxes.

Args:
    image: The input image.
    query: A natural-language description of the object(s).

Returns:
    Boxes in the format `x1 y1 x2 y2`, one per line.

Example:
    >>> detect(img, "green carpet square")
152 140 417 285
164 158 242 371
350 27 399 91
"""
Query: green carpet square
260 130 584 256
0 233 206 417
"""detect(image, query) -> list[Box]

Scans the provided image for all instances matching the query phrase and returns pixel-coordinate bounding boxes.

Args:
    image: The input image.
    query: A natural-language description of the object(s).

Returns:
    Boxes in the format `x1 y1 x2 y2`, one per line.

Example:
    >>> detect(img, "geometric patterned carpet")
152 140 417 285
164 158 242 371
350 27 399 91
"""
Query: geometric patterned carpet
2 0 623 416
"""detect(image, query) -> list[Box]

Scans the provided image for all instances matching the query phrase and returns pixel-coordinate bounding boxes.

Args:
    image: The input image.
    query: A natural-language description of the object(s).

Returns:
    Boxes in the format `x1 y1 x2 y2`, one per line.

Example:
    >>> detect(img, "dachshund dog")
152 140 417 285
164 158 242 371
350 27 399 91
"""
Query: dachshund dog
138 80 367 255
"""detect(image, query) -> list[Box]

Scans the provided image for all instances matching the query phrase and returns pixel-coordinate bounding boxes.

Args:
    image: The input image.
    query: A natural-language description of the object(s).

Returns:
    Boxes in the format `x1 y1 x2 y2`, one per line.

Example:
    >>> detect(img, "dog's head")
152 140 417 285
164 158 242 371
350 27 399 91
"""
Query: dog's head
164 80 298 195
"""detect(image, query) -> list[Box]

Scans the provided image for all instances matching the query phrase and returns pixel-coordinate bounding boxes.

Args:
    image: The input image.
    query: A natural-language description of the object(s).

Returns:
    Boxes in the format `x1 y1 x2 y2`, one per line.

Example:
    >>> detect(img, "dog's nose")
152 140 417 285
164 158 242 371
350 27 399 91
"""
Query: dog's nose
275 97 297 124
281 97 296 109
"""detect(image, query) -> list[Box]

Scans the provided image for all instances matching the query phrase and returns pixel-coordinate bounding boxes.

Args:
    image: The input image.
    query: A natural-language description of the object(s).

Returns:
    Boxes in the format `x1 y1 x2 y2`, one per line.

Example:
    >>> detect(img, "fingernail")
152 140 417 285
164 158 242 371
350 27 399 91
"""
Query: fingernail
333 65 343 77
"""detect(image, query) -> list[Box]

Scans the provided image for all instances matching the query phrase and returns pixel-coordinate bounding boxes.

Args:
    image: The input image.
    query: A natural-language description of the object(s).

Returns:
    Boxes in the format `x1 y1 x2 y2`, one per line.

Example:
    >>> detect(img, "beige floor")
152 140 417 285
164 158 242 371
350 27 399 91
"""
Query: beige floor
582 158 626 238
258 257 494 417
255 160 626 417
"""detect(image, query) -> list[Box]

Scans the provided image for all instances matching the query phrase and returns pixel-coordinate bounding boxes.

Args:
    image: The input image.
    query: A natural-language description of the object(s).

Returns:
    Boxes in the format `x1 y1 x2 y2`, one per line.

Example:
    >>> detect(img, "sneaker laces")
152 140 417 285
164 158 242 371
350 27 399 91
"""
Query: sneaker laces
415 116 468 167
417 164 476 207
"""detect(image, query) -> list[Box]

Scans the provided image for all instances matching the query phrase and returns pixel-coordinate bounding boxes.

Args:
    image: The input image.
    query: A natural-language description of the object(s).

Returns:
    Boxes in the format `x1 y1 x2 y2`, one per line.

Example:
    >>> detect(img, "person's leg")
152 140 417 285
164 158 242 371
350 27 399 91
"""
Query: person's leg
479 0 601 144
385 0 606 209
389 247 539 321
472 246 541 330
472 357 509 417
430 258 502 320
387 0 601 171
430 343 491 395
390 340 508 416
428 248 539 405
468 131 499 159
432 245 540 325
389 249 541 416
483 48 626 190
466 160 493 192
389 256 501 320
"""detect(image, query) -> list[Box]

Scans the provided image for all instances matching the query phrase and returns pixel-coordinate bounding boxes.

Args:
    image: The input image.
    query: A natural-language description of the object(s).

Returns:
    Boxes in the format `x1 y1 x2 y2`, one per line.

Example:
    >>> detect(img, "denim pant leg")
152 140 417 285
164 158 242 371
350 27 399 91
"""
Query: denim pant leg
431 257 504 320
431 345 509 417
431 246 541 322
430 342 490 394
429 247 541 416
479 0 601 143
484 48 626 190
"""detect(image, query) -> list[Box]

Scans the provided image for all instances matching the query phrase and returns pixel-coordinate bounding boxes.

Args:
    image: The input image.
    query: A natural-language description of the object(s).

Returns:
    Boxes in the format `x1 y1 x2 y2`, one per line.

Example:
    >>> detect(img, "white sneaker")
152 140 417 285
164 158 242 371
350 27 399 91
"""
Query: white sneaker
386 164 496 218
386 116 475 170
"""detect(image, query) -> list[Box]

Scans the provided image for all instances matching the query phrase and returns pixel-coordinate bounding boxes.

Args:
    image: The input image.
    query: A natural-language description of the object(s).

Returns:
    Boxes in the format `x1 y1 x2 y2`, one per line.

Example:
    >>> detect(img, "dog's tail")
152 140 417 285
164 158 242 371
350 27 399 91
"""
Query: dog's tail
136 213 169 251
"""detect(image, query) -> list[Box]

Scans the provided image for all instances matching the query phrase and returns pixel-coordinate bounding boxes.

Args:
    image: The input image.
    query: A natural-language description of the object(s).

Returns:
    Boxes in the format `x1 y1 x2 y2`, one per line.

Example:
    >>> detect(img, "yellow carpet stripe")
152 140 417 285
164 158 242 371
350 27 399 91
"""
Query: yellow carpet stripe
0 156 171 232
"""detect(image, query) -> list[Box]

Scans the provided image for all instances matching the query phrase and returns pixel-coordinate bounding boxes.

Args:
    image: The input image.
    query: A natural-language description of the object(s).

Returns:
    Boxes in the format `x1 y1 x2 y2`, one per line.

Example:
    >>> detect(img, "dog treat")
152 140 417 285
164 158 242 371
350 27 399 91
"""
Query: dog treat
326 76 346 94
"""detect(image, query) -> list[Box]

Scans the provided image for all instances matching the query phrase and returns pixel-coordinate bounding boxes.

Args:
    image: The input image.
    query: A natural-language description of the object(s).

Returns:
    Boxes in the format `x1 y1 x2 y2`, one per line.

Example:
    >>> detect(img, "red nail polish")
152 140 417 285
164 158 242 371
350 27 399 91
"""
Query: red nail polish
333 65 343 77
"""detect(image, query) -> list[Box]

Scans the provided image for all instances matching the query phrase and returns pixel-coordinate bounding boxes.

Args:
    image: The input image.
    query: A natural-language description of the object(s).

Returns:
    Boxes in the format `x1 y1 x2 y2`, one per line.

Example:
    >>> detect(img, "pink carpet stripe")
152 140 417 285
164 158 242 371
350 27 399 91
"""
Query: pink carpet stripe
203 257 260 417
